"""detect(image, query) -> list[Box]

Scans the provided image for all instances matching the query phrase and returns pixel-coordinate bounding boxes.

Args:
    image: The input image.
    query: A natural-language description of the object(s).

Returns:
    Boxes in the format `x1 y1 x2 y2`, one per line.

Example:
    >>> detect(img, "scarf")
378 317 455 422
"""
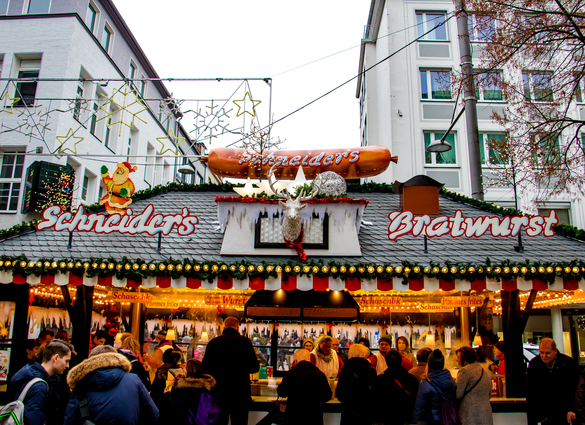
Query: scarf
315 346 334 363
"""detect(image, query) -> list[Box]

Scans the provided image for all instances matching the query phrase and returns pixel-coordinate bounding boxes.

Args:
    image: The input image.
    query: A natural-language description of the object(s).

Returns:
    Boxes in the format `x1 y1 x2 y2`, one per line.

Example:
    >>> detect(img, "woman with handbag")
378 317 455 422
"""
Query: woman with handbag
455 347 493 425
412 349 457 425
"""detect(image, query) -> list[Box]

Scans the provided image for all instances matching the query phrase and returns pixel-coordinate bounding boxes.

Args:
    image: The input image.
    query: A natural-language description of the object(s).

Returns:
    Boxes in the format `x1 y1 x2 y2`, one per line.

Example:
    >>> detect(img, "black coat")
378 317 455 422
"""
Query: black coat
158 375 216 425
371 363 419 425
277 361 332 425
527 352 580 425
336 357 377 425
118 349 151 391
202 327 259 405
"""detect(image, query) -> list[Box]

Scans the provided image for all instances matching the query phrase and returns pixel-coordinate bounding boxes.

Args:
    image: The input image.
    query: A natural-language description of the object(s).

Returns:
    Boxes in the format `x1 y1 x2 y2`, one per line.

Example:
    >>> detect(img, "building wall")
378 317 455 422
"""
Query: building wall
358 0 585 229
0 1 217 228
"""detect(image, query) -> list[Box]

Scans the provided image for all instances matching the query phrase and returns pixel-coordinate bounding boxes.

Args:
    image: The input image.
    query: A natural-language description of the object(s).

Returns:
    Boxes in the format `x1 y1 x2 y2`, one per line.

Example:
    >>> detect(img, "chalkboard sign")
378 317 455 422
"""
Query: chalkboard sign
21 161 75 213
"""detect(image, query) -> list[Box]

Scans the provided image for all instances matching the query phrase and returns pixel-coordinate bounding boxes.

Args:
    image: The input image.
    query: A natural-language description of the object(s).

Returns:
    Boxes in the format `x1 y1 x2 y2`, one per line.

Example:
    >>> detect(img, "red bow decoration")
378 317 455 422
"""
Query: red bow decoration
284 228 307 263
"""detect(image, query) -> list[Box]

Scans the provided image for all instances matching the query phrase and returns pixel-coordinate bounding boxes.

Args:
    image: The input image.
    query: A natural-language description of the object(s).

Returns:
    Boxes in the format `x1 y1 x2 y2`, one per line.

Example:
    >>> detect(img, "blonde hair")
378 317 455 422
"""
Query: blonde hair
120 335 141 357
315 334 332 348
294 348 311 363
348 343 370 359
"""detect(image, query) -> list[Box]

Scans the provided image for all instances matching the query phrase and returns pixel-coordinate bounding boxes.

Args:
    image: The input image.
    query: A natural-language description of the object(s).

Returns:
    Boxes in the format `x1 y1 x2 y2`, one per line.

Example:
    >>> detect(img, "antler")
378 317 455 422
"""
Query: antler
297 172 322 202
267 163 289 199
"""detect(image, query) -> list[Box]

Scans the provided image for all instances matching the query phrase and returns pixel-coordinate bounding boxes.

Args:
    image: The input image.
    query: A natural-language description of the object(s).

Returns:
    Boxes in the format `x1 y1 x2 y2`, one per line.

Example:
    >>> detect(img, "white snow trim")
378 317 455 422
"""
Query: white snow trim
217 203 366 233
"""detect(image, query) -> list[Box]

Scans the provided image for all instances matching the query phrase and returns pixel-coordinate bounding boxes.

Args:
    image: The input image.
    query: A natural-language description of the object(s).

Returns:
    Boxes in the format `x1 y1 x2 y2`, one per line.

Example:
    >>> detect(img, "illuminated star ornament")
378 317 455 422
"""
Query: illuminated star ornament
233 92 261 117
0 92 20 114
56 129 84 154
97 83 148 136
156 129 185 155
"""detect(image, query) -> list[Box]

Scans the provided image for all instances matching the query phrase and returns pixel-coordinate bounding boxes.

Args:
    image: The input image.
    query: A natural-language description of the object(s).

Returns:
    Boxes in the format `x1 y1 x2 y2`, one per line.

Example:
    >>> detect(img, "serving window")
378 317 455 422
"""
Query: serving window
254 212 329 249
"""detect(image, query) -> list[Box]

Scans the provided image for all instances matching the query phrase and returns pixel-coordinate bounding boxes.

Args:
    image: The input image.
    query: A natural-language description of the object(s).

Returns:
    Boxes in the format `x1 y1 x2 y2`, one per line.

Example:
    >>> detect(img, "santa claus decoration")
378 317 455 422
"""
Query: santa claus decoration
99 162 138 215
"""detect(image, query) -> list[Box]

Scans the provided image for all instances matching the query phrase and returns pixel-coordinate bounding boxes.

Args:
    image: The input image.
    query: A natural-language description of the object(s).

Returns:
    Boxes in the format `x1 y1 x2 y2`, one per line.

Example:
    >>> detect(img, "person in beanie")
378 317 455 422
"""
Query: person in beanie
368 334 412 374
493 341 505 375
412 349 457 424
63 345 158 425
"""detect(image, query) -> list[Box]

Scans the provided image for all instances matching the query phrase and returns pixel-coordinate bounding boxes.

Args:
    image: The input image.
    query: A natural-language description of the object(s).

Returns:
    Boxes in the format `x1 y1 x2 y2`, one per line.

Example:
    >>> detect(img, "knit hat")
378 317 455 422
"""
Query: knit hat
495 341 505 354
427 349 445 371
379 334 393 346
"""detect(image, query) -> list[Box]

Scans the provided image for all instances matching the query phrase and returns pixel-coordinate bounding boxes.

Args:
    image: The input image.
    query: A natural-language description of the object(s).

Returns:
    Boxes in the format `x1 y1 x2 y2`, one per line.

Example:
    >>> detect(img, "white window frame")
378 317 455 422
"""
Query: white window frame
468 13 496 42
25 0 51 14
479 133 509 166
139 74 147 98
475 71 504 102
14 57 41 107
102 22 114 53
424 131 458 166
129 60 137 80
420 69 452 100
522 71 554 102
0 149 25 213
86 1 99 34
0 0 9 15
416 11 449 41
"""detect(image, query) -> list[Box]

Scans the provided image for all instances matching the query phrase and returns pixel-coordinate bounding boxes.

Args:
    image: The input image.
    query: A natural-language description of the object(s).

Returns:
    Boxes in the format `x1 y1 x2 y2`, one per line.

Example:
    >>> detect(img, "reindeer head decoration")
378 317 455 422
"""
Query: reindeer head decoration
267 164 322 242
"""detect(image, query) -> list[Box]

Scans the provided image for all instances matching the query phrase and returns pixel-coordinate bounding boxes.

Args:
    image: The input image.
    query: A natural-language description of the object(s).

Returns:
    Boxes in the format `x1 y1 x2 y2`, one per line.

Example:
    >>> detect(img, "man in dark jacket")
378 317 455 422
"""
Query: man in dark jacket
202 316 259 425
371 350 419 425
63 346 159 425
277 349 332 425
11 338 72 425
527 338 580 425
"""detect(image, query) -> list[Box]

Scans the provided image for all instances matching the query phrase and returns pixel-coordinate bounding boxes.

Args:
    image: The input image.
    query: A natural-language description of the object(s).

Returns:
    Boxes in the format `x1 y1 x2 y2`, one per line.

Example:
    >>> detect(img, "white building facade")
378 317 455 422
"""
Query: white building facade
0 0 218 228
357 0 585 229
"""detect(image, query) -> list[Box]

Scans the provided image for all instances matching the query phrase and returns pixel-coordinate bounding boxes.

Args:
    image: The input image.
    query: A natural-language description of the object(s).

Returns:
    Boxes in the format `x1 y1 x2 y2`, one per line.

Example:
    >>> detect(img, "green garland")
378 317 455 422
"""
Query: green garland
2 254 583 285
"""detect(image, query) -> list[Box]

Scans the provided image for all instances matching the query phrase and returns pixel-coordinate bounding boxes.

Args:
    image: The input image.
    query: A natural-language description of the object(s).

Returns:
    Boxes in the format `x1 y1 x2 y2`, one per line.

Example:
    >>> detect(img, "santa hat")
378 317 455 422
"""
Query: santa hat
119 162 137 173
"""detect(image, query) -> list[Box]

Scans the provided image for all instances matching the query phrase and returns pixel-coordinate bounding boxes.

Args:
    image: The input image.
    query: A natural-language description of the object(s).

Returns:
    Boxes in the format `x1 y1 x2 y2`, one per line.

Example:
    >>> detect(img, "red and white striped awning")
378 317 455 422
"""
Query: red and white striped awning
4 271 583 292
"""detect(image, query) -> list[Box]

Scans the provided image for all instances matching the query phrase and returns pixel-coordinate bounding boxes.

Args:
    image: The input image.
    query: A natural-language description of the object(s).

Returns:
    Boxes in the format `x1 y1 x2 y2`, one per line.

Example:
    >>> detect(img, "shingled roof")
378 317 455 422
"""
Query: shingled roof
1 188 583 266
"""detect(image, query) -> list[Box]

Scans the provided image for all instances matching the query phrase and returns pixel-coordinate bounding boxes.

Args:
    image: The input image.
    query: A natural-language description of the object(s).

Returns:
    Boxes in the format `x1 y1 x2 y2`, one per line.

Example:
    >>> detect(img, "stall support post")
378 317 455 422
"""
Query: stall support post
501 289 536 398
551 306 564 353
71 285 94 365
460 307 470 345
130 303 141 339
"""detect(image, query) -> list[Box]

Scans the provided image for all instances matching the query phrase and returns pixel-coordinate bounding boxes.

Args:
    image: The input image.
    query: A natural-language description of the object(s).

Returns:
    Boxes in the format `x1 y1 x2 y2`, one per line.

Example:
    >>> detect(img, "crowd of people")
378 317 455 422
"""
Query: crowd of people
9 321 585 425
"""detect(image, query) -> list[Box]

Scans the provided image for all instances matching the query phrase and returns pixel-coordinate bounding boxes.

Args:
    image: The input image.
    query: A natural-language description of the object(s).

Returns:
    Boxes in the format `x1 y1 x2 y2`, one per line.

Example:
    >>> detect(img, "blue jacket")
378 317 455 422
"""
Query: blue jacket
412 368 457 423
11 363 51 425
63 352 159 425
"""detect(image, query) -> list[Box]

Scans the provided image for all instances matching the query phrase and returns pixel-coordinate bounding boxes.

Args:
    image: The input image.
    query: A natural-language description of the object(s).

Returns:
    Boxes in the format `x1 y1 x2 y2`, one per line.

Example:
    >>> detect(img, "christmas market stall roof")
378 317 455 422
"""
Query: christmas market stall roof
0 184 584 292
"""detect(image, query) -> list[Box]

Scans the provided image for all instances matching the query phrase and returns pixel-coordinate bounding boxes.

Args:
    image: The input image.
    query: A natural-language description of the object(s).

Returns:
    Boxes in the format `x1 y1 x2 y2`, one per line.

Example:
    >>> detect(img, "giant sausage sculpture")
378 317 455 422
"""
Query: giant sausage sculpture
201 146 398 180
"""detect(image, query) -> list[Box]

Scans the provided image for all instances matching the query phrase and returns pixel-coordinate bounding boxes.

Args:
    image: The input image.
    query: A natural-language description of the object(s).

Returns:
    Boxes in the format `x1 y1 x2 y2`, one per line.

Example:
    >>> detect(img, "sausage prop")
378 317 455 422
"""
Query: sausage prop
201 146 398 180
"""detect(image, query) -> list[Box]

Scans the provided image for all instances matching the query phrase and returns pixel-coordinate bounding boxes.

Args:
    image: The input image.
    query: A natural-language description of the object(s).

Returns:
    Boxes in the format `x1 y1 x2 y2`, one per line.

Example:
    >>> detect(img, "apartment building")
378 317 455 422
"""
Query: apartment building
357 0 585 229
0 0 217 227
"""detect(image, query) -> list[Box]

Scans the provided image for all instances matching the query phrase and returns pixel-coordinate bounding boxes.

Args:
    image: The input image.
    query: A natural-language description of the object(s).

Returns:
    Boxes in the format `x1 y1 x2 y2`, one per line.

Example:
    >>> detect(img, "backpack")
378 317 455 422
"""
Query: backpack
188 392 219 425
0 377 48 425
427 378 461 425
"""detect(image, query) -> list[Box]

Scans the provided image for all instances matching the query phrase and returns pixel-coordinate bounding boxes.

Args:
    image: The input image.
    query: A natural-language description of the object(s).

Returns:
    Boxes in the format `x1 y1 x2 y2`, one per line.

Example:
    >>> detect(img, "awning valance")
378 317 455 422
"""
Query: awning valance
4 272 584 292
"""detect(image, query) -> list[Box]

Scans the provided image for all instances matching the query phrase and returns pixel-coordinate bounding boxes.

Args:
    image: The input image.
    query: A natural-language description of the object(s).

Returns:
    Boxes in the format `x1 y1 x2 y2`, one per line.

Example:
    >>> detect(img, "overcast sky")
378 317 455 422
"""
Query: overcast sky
112 0 371 152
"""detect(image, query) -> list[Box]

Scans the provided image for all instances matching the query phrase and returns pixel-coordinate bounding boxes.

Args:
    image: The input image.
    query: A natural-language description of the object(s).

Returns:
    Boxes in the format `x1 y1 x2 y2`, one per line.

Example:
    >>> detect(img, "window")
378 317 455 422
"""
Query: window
15 70 39 107
102 23 113 52
523 72 553 102
129 61 137 80
89 102 98 135
255 212 329 249
468 13 495 42
81 175 89 201
420 69 452 100
145 144 155 184
479 133 508 165
73 80 84 121
424 132 456 165
531 134 560 165
475 71 503 101
416 12 448 40
127 129 138 162
538 208 570 225
27 0 50 14
575 77 584 103
139 75 147 97
0 150 25 212
86 2 98 33
0 0 9 15
196 172 203 185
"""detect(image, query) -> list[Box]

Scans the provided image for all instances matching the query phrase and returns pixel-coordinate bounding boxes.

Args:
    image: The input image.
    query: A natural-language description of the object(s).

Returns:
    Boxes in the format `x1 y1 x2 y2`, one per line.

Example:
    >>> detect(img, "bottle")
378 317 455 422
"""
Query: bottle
259 364 267 380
